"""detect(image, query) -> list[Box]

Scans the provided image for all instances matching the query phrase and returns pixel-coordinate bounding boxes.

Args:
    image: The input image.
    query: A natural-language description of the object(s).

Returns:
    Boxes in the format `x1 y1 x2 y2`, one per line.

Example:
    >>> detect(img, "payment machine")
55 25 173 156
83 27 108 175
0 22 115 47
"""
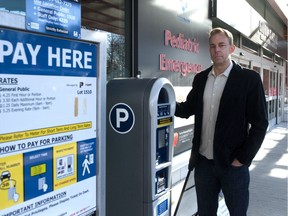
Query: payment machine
106 77 175 216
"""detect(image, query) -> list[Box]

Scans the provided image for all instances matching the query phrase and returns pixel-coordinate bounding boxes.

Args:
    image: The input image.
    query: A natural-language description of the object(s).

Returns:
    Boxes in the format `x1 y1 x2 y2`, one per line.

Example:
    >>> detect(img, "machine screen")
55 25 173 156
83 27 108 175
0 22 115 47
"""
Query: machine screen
156 126 169 164
158 128 165 148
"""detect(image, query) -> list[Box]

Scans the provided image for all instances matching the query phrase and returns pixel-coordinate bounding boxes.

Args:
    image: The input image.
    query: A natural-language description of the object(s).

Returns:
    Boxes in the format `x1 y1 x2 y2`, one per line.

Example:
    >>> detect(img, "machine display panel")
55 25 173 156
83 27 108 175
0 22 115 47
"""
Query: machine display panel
158 128 166 148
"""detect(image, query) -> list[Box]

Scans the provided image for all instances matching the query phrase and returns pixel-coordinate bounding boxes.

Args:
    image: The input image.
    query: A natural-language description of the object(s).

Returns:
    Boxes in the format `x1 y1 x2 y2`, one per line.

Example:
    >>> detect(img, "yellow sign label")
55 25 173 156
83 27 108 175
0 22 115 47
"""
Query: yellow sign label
30 163 47 177
158 117 173 127
0 122 92 143
0 154 24 210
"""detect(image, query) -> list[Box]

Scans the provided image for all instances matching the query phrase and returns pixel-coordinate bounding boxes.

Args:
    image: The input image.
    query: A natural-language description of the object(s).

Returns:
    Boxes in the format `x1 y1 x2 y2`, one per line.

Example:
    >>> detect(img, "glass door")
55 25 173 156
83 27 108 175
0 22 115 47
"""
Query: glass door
277 72 283 123
263 65 277 126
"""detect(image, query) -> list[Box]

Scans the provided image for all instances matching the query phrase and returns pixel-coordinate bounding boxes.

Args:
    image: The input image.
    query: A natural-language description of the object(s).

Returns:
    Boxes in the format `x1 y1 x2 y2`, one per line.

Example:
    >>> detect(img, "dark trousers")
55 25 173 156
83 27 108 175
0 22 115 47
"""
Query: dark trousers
195 155 250 216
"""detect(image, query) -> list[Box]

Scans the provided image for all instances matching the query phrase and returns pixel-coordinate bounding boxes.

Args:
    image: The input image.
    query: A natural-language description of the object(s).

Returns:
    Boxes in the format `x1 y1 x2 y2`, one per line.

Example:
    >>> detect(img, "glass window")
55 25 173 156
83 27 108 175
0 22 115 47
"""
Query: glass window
0 0 25 14
82 0 131 80
253 66 260 73
239 63 249 68
268 101 272 120
263 69 269 97
106 33 129 80
279 74 283 96
269 71 277 96
270 71 273 96
278 98 282 116
0 0 132 80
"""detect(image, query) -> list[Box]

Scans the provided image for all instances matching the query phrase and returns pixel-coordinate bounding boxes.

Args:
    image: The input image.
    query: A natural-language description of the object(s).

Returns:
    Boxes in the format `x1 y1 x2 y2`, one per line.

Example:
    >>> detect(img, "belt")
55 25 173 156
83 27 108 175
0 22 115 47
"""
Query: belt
199 154 214 164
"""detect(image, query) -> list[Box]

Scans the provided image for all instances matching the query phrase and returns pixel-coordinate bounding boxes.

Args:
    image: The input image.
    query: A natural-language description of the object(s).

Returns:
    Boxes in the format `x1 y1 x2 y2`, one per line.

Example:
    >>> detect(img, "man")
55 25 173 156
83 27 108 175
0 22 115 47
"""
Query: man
175 27 268 216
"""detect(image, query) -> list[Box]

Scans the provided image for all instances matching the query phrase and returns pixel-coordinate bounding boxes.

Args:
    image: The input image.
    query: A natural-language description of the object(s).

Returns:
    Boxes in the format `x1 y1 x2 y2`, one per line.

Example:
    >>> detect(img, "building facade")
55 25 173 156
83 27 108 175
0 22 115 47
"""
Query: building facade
0 0 287 215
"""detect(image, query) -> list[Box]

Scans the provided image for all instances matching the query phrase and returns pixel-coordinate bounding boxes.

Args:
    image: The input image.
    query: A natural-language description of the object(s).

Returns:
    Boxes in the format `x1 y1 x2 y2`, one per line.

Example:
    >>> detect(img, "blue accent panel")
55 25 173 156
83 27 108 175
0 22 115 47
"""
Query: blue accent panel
23 148 53 201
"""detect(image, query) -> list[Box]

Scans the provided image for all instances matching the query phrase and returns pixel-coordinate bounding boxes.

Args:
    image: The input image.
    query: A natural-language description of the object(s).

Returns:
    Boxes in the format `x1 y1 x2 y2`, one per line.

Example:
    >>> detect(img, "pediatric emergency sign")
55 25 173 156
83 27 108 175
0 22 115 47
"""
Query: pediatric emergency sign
0 28 98 216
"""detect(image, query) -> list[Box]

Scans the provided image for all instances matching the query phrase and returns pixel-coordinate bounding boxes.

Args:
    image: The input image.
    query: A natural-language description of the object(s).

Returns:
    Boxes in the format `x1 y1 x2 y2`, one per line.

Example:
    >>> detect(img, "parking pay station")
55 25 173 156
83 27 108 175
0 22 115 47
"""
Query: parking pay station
106 77 175 216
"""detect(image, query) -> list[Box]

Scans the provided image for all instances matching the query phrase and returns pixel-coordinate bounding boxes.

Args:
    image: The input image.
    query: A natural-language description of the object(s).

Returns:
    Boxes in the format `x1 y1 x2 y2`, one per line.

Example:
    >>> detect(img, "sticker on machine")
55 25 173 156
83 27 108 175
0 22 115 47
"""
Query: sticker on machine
109 103 135 134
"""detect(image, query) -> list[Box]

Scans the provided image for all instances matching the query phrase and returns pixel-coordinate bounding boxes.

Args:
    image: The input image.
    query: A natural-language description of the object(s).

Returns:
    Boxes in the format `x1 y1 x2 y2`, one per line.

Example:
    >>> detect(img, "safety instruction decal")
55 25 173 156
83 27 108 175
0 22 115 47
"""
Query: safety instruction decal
77 138 96 182
24 148 53 201
0 154 24 210
53 143 77 190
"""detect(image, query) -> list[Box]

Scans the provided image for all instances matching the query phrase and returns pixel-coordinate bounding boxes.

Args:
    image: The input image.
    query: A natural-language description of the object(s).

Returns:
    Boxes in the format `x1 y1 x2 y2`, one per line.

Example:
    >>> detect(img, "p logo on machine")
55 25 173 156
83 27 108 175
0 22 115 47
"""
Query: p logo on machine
109 103 135 134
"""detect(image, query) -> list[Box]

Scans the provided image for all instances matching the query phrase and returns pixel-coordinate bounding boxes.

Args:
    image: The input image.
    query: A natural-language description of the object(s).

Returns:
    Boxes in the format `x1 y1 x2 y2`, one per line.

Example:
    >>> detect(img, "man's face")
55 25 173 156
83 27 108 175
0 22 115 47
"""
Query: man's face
209 32 235 67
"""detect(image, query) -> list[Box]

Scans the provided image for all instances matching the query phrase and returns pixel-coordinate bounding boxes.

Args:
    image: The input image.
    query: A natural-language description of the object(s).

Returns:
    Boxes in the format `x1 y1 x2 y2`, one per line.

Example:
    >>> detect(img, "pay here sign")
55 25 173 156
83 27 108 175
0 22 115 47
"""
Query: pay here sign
0 28 98 216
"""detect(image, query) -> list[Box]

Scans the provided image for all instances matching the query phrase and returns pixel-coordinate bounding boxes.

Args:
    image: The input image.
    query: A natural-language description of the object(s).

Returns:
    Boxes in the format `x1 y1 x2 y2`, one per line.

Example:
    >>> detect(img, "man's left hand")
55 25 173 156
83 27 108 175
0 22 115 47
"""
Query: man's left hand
231 159 243 167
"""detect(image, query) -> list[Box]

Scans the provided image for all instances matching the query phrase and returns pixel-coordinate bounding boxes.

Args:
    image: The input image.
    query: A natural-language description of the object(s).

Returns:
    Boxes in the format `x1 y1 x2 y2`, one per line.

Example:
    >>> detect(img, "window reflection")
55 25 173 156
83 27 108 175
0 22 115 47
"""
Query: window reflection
0 0 131 81
263 69 269 97
107 33 129 80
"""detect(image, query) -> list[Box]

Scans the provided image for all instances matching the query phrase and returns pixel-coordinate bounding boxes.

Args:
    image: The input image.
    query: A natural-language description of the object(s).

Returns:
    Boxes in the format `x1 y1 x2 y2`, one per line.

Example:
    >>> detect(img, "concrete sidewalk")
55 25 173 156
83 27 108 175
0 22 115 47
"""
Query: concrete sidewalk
171 122 288 216
248 122 288 216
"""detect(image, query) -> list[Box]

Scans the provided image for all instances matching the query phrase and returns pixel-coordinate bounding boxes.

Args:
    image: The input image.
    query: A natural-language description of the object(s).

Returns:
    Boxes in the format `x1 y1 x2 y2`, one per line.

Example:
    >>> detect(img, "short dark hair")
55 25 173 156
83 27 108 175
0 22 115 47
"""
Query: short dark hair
209 27 234 45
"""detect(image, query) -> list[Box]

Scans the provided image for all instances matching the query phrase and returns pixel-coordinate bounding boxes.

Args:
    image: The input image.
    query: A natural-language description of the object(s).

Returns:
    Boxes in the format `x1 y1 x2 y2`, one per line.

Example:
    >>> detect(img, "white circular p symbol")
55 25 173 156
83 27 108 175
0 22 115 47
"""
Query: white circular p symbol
109 103 135 134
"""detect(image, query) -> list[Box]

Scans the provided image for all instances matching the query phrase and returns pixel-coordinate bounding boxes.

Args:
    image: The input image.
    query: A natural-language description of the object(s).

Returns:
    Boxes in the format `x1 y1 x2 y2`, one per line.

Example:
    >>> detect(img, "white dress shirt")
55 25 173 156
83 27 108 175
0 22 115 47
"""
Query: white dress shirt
199 62 233 159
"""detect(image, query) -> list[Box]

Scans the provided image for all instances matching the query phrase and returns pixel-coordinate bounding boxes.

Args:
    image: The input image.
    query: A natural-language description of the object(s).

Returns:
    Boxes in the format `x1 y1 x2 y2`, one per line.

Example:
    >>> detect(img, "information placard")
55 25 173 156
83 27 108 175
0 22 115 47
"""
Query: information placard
26 0 81 39
0 28 97 216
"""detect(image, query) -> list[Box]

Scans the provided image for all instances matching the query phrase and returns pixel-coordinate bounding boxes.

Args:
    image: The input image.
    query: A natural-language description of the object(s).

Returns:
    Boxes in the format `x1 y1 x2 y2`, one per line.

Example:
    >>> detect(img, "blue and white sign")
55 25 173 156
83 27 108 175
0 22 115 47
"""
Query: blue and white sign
109 103 135 134
0 28 98 216
26 0 81 39
0 28 96 77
